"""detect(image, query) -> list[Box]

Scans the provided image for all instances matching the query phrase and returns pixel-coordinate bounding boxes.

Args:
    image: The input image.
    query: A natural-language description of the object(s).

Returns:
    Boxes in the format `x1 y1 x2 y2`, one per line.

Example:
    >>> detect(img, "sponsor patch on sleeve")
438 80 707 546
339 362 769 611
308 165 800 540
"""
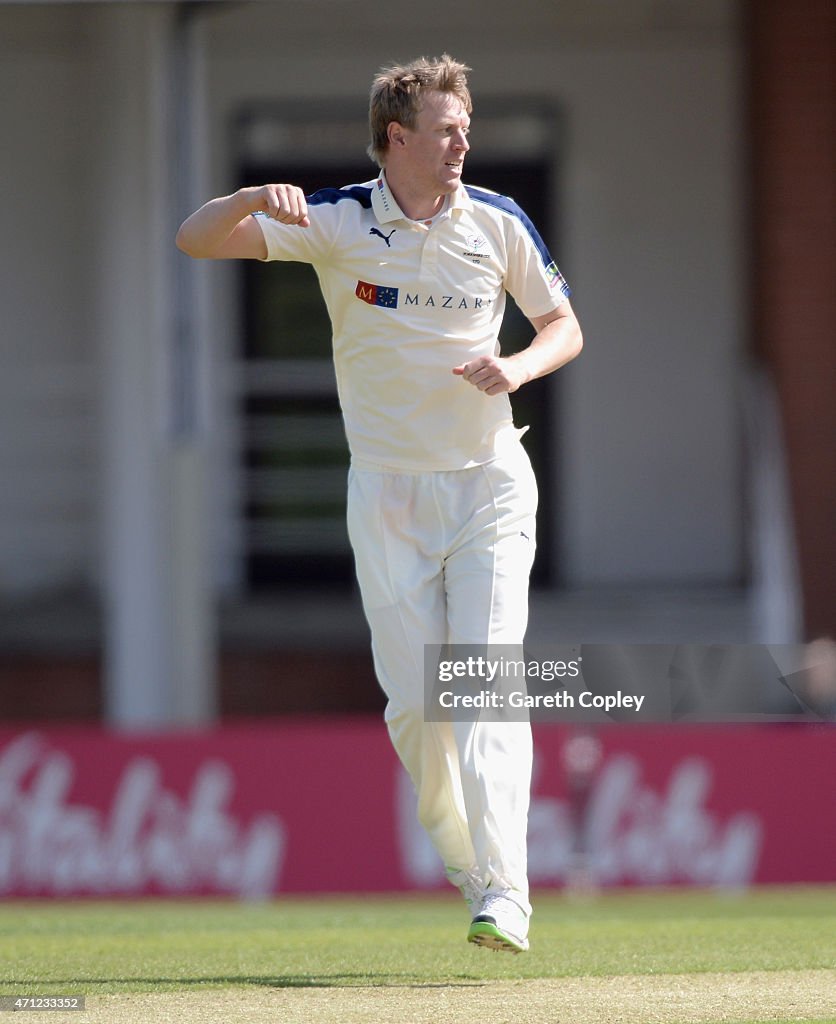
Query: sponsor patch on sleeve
545 261 571 296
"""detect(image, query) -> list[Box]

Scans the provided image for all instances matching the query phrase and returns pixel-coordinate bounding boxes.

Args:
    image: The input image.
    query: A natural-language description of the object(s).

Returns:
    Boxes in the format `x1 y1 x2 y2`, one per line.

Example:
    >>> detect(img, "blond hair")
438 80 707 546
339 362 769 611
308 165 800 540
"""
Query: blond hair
367 54 472 166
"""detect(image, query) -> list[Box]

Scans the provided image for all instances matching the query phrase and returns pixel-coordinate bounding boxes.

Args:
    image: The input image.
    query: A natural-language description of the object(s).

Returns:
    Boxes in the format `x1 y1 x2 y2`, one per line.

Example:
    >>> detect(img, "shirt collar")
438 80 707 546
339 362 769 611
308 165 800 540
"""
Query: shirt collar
371 170 472 224
370 172 402 223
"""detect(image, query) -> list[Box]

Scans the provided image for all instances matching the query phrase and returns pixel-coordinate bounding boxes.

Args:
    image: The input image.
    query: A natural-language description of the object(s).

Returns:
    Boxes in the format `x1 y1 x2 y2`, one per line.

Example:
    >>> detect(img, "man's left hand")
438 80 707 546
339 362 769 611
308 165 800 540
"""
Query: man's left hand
452 356 528 396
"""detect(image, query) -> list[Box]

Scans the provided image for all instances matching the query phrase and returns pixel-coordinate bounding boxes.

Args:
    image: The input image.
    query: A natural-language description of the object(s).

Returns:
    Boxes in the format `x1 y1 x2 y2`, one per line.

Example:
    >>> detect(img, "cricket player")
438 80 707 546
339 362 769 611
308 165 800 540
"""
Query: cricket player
177 54 583 953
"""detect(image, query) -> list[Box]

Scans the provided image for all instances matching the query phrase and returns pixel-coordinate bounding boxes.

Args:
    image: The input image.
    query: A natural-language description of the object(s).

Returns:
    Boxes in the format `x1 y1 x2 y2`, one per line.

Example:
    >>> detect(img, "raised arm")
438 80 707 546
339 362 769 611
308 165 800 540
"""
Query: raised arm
175 184 310 259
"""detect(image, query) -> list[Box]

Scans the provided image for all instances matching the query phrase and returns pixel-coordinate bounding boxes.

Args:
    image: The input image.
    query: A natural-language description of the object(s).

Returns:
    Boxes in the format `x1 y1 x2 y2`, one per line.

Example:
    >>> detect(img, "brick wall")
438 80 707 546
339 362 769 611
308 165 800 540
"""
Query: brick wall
0 651 383 723
749 0 836 637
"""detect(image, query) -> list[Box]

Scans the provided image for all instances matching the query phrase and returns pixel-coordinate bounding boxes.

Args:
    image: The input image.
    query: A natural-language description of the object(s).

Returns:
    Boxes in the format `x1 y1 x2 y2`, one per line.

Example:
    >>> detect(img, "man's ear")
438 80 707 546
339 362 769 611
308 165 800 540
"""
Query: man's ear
387 122 407 148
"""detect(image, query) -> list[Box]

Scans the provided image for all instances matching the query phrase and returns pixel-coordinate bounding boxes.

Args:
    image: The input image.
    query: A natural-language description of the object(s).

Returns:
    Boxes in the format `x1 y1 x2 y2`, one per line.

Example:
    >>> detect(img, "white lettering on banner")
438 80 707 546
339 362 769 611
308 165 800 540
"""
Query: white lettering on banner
0 734 285 900
576 755 762 887
397 753 763 888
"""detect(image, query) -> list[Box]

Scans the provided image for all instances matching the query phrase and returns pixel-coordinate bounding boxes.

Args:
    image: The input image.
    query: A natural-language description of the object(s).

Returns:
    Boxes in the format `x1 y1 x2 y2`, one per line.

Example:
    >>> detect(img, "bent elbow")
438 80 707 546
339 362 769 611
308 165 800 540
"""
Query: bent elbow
175 225 199 257
571 326 584 360
175 220 214 259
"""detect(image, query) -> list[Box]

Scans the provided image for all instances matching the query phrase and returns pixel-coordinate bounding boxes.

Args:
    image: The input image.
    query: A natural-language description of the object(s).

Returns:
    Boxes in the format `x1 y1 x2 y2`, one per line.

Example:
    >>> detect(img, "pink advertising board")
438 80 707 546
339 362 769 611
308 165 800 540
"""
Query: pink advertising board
0 721 833 899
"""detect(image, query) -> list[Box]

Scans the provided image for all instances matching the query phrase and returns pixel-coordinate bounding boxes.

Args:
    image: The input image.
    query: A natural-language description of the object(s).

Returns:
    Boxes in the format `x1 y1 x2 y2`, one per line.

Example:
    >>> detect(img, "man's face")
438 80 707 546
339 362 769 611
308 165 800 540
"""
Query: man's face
397 90 471 195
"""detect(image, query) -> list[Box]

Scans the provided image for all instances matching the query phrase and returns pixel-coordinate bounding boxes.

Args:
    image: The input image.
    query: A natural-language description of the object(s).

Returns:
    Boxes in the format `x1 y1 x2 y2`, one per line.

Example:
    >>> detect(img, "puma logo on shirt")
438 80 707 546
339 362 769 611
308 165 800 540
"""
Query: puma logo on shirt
369 227 396 247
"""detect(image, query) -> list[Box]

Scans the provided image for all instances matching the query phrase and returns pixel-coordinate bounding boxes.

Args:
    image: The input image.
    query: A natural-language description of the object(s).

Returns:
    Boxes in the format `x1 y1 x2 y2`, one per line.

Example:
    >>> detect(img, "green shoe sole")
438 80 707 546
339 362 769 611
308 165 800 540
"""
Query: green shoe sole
467 920 528 954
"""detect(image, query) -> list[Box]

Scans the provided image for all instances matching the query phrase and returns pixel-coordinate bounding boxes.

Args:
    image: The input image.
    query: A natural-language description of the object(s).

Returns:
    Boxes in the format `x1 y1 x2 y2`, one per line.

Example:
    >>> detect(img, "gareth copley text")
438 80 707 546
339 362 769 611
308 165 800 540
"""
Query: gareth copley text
437 689 646 712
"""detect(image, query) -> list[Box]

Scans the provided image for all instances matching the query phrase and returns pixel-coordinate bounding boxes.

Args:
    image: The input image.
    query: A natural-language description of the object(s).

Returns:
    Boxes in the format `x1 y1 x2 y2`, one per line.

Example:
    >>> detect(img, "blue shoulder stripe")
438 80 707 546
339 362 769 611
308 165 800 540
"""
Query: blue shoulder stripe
465 185 552 268
308 185 373 209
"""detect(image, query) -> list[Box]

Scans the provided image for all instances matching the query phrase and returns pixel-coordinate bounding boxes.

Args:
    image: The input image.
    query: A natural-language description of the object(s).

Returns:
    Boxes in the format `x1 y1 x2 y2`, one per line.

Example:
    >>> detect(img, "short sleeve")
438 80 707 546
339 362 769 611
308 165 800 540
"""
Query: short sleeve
252 208 334 265
501 199 571 319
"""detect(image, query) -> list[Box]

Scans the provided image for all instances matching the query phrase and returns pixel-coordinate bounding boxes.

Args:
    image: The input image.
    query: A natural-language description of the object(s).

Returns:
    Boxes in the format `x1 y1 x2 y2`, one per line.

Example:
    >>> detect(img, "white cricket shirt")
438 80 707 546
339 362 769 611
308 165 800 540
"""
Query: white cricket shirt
255 172 570 472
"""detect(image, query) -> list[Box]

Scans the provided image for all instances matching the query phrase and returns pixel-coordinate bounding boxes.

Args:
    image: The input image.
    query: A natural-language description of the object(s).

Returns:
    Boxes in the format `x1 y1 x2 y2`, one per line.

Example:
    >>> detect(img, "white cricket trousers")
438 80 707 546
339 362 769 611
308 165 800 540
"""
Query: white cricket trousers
347 441 537 908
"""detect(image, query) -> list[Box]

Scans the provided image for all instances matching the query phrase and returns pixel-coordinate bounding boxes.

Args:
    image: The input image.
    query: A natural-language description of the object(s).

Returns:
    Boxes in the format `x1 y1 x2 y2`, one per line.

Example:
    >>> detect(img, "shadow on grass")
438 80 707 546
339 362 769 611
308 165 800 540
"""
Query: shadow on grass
31 974 488 990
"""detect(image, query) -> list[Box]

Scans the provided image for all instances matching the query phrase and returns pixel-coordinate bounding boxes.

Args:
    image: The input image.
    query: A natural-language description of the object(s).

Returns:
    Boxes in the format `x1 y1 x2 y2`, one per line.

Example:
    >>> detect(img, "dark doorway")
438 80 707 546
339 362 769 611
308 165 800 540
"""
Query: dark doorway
238 156 559 590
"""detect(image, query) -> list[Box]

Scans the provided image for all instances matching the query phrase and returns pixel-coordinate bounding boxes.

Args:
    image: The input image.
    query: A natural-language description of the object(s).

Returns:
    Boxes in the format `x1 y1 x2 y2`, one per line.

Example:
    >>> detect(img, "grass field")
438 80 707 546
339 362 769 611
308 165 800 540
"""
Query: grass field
2 887 835 1023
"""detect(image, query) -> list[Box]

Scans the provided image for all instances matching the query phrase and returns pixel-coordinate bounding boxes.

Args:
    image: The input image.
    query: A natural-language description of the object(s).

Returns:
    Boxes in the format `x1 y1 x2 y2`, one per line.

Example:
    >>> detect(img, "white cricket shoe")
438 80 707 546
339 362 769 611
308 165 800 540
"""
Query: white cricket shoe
467 891 530 953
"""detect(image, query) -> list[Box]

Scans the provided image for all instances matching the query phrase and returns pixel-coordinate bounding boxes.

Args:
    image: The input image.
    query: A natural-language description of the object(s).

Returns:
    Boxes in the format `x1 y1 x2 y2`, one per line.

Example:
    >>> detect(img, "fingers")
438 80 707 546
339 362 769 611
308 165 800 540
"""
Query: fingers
262 184 309 227
453 357 518 395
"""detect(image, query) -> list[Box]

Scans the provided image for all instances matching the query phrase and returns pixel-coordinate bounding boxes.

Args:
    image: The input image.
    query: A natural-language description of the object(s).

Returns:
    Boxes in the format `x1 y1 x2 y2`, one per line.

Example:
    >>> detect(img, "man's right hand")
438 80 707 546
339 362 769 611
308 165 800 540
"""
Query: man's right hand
249 184 310 227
